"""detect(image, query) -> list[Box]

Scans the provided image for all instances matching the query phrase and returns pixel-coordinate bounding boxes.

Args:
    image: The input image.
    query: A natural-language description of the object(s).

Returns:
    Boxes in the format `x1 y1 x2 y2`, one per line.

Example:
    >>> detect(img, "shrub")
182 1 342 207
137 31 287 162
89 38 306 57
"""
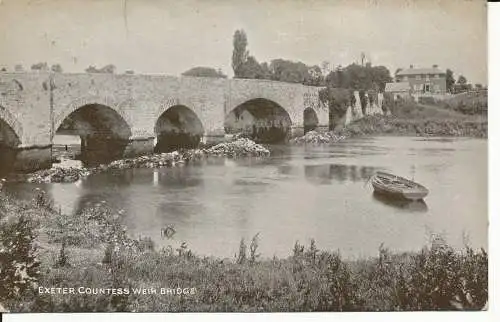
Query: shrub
0 211 40 305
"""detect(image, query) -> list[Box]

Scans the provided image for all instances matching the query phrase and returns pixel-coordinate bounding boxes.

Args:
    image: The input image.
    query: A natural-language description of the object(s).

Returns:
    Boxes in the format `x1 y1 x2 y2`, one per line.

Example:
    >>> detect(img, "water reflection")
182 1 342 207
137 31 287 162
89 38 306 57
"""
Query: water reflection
304 164 379 184
156 166 204 188
3 138 486 259
81 169 136 187
372 192 428 213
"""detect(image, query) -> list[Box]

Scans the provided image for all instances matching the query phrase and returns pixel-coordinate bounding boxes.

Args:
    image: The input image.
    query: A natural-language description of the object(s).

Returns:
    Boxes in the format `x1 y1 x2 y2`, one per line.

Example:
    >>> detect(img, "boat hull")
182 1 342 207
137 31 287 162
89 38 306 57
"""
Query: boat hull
371 172 428 201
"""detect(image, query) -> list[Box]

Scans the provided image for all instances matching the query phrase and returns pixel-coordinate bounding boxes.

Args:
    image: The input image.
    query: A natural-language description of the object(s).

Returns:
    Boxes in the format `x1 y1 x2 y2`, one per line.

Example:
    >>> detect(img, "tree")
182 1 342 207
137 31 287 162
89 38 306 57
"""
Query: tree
100 64 116 74
51 64 63 73
232 29 249 78
324 63 391 92
457 75 467 85
369 65 392 91
31 62 49 71
85 65 99 73
321 61 331 76
307 65 324 86
239 56 269 79
475 83 483 90
182 66 227 78
85 64 116 74
445 69 455 93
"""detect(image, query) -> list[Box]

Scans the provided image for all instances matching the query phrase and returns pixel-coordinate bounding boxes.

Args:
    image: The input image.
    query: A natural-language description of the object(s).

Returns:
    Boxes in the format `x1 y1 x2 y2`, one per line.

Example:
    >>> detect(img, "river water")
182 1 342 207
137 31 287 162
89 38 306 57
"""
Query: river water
4 136 488 259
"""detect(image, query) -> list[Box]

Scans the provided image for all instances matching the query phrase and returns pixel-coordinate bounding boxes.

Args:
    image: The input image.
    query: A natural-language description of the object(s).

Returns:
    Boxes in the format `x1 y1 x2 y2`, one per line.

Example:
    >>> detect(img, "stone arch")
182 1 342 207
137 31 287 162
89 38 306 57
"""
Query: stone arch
54 95 133 137
0 105 23 175
224 98 292 143
54 99 133 166
154 104 205 152
0 105 23 145
303 107 319 134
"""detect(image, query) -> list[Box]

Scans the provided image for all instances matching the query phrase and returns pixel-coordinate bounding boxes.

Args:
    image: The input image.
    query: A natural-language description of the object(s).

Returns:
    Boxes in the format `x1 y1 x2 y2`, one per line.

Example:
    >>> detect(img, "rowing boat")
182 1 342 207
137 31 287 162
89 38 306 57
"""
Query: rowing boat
371 171 429 201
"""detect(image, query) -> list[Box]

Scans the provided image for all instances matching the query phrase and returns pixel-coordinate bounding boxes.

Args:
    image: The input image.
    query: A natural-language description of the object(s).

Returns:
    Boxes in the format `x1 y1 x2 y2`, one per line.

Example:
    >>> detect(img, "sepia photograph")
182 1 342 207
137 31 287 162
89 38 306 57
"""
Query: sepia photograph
0 0 489 314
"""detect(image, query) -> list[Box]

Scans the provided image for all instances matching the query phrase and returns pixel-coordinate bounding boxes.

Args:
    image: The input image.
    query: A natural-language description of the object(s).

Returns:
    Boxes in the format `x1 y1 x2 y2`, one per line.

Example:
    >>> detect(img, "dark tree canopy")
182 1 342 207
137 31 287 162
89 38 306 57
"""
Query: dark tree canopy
325 63 391 91
85 64 116 74
31 62 49 71
232 30 249 78
457 75 467 85
51 64 63 73
237 56 270 79
446 69 455 93
182 66 227 78
267 59 323 86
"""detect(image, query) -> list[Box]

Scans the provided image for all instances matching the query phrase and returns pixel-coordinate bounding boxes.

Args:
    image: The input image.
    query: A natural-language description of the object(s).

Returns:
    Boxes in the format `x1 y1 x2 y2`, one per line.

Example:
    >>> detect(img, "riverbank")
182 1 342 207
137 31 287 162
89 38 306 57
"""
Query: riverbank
289 103 487 145
335 114 487 139
0 189 488 312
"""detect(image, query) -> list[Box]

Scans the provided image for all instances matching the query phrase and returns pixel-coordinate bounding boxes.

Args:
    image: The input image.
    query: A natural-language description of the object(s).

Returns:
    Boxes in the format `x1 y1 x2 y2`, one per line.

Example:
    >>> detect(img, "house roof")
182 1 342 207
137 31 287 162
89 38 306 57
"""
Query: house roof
396 67 445 76
385 82 410 92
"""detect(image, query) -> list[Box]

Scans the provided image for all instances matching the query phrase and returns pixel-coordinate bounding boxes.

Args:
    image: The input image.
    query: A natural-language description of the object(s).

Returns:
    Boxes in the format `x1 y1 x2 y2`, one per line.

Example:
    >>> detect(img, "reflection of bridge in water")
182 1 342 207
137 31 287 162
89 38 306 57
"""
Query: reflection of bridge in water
303 163 380 184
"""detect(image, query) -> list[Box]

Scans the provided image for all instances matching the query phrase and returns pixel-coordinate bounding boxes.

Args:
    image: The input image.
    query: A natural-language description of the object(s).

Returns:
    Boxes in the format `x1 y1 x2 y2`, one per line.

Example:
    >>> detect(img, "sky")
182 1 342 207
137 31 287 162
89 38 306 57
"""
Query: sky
0 0 488 84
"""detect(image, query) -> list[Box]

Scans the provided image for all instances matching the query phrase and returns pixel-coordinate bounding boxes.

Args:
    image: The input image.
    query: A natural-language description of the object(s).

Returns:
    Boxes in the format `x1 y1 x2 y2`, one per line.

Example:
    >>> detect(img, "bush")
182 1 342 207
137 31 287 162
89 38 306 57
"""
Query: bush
0 210 40 305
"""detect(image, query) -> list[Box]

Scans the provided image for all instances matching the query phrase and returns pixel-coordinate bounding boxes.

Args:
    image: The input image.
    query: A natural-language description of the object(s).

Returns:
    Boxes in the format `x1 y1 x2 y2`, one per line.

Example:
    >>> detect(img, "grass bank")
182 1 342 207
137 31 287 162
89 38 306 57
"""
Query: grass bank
337 102 487 138
0 189 488 312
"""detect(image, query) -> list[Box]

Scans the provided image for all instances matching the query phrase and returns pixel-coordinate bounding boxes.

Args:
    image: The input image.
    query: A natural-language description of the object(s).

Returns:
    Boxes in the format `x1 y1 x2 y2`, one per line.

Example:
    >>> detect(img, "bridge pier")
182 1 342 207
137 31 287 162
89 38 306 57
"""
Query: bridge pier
202 129 225 145
10 145 52 173
124 137 155 158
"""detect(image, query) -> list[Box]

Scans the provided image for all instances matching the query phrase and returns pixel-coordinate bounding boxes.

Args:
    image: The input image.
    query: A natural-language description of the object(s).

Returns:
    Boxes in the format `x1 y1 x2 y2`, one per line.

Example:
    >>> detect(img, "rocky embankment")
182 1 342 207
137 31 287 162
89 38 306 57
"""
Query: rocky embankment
290 130 347 145
11 138 270 184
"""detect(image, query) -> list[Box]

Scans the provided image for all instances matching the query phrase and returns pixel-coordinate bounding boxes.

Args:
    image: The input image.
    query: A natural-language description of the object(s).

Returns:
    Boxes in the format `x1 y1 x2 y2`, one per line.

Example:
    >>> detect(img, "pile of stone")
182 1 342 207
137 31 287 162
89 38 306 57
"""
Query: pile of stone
204 138 270 157
18 139 270 183
26 167 91 184
107 150 207 170
291 130 347 145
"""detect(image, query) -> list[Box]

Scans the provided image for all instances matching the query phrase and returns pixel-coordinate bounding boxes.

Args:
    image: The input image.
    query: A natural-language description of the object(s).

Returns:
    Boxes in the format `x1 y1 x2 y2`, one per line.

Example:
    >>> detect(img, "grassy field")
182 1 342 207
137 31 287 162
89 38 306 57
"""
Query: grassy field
0 188 488 312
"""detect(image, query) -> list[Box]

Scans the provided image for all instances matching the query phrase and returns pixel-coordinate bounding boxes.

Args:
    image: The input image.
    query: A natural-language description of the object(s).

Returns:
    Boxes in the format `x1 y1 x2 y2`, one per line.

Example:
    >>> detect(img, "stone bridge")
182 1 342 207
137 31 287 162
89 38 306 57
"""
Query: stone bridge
0 72 332 173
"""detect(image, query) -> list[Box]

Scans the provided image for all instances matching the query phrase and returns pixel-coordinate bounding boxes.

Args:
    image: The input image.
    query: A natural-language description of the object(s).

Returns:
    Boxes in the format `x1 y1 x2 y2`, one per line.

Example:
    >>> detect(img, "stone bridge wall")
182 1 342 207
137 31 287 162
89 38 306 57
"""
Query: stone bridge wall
0 71 327 172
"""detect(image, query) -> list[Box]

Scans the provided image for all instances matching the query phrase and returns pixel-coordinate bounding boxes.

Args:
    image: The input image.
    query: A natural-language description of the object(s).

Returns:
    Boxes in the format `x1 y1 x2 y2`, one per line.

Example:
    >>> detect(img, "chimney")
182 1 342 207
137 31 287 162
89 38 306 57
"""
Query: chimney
410 64 414 69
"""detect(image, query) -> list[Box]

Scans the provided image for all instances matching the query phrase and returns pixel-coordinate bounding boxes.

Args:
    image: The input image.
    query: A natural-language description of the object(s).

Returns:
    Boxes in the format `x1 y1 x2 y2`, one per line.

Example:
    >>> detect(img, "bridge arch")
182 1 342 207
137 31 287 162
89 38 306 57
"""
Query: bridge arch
54 100 133 166
225 98 292 143
303 107 319 134
54 96 133 136
0 106 23 175
154 104 205 152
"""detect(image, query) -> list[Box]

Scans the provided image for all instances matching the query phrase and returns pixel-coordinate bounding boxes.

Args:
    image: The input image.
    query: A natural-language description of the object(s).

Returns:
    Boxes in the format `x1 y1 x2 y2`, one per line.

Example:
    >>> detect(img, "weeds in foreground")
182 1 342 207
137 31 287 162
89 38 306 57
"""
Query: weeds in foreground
0 189 489 312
